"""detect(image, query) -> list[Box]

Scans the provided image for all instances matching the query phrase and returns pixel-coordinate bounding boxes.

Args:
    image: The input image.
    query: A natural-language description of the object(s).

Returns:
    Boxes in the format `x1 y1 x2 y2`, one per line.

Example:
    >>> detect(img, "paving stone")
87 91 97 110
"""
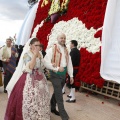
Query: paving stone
0 81 120 120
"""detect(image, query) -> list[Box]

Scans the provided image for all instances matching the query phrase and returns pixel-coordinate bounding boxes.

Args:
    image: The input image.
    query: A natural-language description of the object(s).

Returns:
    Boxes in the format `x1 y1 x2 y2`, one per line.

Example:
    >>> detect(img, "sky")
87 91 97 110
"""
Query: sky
0 0 29 46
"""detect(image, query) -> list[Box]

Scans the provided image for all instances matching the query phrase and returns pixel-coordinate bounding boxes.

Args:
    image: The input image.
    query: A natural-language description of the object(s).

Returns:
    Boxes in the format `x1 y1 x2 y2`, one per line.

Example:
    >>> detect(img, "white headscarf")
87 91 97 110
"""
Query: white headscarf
6 38 35 97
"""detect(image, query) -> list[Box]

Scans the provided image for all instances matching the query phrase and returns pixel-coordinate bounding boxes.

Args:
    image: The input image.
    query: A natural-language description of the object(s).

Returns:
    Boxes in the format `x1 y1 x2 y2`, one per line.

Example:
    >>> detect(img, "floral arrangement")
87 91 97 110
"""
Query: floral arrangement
46 18 101 54
31 0 108 88
44 0 70 23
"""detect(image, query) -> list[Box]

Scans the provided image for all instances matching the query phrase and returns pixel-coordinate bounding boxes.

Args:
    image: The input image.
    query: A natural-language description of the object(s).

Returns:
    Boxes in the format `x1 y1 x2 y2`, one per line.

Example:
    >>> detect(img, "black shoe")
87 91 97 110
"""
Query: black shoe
67 95 72 98
63 92 65 94
51 109 60 116
4 90 7 93
64 117 70 120
66 99 76 103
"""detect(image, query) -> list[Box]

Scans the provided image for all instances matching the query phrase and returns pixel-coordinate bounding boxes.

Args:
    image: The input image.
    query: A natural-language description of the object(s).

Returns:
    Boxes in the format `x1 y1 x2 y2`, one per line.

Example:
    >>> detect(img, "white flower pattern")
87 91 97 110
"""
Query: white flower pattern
46 17 101 54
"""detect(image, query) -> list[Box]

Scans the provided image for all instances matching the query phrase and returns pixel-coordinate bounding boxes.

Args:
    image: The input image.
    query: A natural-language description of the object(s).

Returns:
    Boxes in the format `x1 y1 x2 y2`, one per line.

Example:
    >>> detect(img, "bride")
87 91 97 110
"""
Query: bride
4 38 50 120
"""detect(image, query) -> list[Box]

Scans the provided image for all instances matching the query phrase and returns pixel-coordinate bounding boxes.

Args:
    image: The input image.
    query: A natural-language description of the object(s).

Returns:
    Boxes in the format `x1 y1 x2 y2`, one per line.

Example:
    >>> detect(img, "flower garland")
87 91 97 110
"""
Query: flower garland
31 0 108 88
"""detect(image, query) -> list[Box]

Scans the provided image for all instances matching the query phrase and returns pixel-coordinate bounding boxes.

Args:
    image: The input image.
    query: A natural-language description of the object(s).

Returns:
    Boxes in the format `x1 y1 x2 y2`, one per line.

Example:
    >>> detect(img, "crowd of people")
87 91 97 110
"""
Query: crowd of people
0 33 80 120
0 38 23 93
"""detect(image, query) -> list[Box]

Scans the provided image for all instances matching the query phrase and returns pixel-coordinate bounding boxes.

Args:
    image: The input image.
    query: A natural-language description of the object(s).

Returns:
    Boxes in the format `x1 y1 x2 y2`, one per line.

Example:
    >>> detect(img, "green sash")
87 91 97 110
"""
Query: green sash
56 67 67 75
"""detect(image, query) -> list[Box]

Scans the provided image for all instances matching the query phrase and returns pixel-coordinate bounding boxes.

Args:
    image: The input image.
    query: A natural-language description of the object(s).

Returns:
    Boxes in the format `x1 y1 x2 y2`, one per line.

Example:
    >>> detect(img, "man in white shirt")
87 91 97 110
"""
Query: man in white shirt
44 33 74 120
0 39 11 71
0 37 18 93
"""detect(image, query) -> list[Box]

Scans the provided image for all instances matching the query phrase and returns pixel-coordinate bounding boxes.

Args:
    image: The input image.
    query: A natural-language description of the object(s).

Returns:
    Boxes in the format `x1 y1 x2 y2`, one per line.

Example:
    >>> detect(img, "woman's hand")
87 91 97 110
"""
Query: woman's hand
33 46 40 57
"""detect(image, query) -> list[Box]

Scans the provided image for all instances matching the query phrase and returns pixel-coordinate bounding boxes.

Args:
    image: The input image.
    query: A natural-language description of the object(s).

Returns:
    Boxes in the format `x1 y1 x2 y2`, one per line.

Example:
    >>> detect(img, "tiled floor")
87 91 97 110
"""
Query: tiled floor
0 81 120 120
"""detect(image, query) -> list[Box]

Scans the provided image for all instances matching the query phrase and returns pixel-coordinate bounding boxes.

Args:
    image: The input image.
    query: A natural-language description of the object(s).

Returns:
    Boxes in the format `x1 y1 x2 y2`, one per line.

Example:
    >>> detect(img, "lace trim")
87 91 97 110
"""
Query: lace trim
22 74 50 120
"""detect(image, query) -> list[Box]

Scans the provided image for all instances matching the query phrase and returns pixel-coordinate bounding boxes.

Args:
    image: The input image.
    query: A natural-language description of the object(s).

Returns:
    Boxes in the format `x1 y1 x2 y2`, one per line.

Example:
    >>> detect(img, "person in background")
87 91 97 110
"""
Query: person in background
16 45 24 66
15 45 18 51
14 45 19 66
18 45 24 57
0 45 5 72
66 40 80 103
0 37 18 93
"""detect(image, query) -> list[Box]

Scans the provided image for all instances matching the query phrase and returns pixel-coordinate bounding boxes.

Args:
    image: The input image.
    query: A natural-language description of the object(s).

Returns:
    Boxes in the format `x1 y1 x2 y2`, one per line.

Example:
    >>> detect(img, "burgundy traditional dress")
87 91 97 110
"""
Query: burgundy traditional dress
4 51 50 120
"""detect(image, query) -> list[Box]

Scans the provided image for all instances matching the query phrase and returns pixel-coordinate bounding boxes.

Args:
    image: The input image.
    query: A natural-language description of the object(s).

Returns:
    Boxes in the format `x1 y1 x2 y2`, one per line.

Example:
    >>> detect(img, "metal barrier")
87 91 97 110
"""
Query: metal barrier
80 80 120 100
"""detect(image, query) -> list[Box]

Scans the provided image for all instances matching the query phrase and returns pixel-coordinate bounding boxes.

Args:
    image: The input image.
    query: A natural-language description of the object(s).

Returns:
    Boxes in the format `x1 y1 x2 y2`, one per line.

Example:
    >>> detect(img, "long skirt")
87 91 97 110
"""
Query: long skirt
4 72 50 120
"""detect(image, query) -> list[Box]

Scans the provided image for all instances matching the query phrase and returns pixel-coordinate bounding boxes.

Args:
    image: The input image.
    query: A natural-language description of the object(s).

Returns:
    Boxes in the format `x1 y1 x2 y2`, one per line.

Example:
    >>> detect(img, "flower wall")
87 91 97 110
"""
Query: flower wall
31 0 108 88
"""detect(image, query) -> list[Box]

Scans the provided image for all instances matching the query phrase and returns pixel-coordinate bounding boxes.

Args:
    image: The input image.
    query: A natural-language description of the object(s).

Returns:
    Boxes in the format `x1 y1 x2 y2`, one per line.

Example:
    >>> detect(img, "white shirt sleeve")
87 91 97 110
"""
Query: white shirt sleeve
67 55 73 77
44 48 59 71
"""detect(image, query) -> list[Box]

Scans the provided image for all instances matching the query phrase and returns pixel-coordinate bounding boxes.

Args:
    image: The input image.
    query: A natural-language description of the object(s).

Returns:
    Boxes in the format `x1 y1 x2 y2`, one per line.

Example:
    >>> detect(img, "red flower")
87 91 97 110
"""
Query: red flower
94 30 102 38
31 0 107 88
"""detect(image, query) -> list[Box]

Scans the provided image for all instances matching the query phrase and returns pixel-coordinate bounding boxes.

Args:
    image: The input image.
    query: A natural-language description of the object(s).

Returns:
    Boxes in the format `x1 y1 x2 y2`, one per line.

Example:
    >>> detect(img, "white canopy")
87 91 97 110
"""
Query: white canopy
100 0 120 83
15 1 40 45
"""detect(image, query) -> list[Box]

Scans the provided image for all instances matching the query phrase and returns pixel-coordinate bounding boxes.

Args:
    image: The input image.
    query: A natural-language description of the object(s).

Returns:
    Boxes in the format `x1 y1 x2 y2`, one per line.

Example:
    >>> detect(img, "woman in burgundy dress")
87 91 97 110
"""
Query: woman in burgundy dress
5 38 50 120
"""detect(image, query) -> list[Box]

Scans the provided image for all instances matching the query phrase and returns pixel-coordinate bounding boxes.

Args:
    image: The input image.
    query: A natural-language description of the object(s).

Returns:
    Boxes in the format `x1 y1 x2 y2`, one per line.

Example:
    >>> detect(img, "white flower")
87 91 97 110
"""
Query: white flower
31 20 44 37
45 17 101 53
